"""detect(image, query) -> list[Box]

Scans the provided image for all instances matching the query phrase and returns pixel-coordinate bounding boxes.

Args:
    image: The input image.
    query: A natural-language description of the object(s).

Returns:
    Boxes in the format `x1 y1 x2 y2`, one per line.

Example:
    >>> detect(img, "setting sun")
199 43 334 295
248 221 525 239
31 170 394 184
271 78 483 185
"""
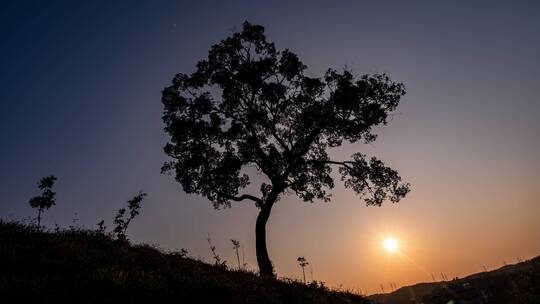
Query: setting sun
383 238 399 252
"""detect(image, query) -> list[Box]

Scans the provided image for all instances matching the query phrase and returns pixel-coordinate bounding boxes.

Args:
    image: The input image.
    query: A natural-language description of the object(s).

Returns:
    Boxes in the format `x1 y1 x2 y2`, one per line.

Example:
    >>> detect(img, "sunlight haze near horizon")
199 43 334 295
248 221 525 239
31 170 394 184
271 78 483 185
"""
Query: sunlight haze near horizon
0 0 539 295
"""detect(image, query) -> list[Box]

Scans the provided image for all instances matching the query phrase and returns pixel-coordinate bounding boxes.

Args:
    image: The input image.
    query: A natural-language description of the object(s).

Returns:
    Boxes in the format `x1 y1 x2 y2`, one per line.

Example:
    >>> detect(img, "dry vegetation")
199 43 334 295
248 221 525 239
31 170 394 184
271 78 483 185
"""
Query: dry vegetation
0 220 370 304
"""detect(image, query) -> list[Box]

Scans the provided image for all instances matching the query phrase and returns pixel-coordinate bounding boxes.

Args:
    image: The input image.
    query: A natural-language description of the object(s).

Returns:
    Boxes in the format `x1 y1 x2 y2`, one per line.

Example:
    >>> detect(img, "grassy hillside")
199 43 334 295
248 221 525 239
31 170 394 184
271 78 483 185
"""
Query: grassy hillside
369 256 540 304
369 282 439 304
0 220 369 304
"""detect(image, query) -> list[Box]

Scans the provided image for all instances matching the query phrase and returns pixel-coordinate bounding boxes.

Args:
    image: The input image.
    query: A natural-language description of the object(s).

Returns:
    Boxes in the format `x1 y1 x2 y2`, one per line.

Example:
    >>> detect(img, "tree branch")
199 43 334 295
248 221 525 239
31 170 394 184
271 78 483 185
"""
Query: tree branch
212 187 263 205
227 193 263 204
303 159 352 166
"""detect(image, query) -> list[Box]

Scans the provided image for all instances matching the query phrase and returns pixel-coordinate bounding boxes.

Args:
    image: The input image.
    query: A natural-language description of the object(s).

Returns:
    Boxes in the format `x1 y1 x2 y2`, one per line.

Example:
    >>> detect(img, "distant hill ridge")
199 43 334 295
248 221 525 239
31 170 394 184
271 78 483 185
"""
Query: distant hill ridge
369 255 540 304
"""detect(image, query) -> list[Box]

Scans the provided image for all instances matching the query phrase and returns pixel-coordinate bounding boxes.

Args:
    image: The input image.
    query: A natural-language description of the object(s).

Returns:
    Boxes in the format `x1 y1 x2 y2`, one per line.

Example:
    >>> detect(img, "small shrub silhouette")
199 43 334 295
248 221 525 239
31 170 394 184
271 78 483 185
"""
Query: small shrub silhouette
96 220 107 234
113 191 146 241
172 248 189 258
28 175 57 229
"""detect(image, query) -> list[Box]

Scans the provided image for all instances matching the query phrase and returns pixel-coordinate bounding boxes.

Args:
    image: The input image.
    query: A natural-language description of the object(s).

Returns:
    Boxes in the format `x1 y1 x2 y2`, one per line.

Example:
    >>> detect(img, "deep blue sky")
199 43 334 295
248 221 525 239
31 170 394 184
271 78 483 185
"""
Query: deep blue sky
1 0 539 293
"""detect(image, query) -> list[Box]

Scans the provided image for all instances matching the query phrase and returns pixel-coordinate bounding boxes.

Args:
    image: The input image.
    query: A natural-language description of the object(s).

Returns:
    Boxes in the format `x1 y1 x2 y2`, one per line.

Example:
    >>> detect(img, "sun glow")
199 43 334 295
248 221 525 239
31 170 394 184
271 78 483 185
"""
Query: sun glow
383 238 399 252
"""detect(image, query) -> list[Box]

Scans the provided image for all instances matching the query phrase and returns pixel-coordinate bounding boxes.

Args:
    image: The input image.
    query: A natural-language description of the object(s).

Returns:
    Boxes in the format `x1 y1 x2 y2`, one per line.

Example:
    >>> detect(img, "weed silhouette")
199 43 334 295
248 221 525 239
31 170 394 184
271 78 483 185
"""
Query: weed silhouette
298 257 309 283
113 191 146 241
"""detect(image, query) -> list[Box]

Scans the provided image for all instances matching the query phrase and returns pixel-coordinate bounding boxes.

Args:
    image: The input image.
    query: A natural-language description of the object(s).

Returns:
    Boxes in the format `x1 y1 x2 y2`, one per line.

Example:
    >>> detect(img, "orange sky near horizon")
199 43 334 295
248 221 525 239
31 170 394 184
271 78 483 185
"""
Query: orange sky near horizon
128 118 540 295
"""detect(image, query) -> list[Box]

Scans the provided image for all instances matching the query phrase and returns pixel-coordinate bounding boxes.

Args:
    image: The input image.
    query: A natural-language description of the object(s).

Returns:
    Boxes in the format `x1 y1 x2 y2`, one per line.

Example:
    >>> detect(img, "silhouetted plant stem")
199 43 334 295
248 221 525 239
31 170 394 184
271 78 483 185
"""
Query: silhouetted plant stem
231 239 241 269
236 248 240 269
297 257 309 283
37 208 42 228
242 246 245 269
207 233 226 267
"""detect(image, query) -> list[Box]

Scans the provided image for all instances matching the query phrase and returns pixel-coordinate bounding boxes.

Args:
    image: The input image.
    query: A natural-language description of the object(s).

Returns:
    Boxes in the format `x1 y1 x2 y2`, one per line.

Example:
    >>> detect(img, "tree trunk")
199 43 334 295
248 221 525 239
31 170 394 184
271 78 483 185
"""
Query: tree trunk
255 202 275 277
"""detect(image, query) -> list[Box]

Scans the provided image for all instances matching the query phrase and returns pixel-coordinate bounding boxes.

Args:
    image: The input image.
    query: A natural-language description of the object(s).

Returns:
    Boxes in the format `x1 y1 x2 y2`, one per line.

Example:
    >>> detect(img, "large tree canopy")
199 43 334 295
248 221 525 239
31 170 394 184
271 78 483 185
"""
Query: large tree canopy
162 22 410 275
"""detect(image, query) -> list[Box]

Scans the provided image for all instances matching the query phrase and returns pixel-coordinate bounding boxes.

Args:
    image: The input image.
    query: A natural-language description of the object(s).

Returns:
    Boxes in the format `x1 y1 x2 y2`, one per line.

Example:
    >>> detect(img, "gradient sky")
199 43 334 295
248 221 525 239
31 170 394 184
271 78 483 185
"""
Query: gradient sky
1 0 539 295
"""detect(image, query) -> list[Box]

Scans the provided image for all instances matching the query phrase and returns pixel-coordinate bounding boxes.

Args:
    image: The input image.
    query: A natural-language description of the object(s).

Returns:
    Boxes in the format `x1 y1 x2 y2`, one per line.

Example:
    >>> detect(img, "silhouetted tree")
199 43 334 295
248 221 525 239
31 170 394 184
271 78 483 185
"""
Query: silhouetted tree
29 175 57 229
297 257 309 283
161 21 410 276
113 191 146 241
